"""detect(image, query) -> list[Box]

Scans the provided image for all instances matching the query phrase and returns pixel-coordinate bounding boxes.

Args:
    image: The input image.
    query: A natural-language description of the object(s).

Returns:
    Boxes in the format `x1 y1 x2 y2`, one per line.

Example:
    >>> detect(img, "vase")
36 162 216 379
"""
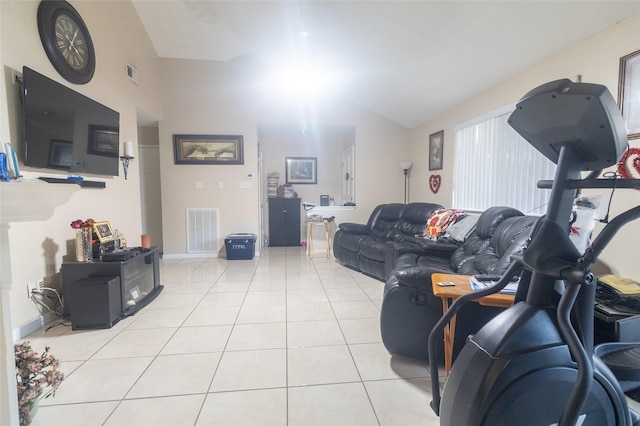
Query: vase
74 228 92 262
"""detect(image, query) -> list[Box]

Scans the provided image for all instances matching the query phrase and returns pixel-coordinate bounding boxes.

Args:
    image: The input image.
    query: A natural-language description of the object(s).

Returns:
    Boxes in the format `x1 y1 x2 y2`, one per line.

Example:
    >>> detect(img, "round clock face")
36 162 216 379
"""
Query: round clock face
55 13 90 70
38 1 95 84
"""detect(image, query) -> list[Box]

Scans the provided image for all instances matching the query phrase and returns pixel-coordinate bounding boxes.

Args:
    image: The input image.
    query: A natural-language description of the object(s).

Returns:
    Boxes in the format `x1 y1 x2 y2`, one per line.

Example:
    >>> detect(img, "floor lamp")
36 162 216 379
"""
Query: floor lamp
400 162 413 204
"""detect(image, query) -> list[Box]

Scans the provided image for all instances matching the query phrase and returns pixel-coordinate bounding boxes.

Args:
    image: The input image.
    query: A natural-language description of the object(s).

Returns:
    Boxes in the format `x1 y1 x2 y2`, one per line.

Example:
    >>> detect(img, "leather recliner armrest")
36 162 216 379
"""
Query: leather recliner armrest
338 223 371 234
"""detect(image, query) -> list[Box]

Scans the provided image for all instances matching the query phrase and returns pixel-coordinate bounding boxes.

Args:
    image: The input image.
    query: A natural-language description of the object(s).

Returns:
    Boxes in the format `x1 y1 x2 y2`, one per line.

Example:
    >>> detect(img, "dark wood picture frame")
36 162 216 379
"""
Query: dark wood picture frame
88 125 119 157
429 130 444 171
173 134 244 165
618 49 640 140
285 157 317 184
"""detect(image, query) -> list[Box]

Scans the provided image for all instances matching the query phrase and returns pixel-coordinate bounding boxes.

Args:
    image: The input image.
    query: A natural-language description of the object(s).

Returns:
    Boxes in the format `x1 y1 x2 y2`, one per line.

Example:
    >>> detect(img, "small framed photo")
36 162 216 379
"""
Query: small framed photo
48 139 73 169
286 157 317 184
429 130 444 171
93 221 114 243
88 125 119 157
173 134 244 164
618 49 640 140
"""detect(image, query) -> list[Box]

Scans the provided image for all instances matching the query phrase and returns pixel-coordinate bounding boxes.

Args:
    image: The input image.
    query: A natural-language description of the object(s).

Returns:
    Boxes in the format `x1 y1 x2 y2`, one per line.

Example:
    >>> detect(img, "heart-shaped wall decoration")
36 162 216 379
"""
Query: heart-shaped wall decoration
617 147 640 183
429 174 441 194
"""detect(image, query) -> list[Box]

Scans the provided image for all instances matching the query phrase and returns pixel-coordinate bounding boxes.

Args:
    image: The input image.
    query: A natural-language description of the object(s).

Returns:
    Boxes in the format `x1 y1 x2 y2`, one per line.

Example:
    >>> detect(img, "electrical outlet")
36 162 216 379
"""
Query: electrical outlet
27 282 37 297
37 279 45 289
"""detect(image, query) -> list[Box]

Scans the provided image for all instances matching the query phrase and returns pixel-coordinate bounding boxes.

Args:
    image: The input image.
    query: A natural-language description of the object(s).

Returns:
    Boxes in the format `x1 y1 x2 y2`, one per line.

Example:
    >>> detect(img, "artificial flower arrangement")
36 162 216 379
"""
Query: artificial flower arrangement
70 218 95 229
15 341 64 426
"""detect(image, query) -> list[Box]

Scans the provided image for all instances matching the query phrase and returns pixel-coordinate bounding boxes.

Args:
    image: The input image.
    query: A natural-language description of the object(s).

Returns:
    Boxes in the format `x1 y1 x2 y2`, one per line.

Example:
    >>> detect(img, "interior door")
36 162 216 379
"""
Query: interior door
342 146 355 204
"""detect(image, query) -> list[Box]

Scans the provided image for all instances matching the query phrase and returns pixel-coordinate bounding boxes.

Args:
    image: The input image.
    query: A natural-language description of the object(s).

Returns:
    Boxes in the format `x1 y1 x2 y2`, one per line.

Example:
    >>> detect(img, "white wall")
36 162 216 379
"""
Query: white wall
409 12 640 278
0 0 161 331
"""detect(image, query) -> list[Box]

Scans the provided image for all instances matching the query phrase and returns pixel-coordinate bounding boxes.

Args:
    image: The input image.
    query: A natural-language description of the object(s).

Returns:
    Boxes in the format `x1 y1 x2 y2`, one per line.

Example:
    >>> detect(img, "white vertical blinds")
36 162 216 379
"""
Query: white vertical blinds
453 110 556 215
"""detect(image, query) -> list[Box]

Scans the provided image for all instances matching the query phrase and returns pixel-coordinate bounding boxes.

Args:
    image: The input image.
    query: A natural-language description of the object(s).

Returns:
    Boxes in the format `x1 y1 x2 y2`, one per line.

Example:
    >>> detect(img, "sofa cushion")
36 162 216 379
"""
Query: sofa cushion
334 231 367 253
473 215 538 275
475 206 523 239
370 203 405 238
359 237 388 261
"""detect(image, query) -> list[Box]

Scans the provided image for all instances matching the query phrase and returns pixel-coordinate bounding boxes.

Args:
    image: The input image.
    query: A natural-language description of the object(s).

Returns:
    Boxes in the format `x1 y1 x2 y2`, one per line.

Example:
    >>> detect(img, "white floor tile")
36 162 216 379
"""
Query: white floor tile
126 353 222 398
287 302 336 321
349 343 429 381
197 388 287 426
287 320 345 347
160 325 232 355
287 345 360 386
92 328 176 359
33 401 118 426
209 348 287 392
365 378 440 426
41 357 153 404
106 394 205 426
288 382 379 426
225 322 286 351
236 304 286 324
339 318 383 344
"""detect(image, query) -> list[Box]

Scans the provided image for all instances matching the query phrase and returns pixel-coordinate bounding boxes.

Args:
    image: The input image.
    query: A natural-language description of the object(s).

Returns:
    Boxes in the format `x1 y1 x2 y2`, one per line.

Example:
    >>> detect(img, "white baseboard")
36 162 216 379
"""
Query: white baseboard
162 250 261 260
13 312 57 341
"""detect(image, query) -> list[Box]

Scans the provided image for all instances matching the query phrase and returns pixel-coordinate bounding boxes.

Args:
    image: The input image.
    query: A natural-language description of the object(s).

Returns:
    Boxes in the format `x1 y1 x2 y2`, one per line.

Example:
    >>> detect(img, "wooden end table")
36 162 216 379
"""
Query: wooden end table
432 273 515 375
306 221 332 258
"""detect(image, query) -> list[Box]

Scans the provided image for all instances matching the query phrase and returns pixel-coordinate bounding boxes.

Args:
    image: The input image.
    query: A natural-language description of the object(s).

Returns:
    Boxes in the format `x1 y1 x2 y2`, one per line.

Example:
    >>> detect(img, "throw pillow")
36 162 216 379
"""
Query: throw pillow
424 209 467 238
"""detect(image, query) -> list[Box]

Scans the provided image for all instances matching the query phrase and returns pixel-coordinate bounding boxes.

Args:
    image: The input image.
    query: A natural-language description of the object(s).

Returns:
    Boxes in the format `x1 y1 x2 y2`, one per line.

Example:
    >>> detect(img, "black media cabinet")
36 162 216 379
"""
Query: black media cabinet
61 247 163 330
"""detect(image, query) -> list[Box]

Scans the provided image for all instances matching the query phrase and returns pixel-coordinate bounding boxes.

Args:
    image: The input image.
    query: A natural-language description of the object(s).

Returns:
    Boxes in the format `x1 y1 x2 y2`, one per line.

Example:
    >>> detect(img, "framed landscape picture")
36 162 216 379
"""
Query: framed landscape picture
173 134 244 164
286 157 317 184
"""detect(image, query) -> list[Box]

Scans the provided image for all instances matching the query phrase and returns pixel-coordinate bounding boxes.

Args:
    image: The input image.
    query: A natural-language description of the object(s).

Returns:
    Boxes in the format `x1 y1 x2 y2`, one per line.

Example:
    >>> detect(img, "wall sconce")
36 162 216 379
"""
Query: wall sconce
120 141 135 180
400 162 413 204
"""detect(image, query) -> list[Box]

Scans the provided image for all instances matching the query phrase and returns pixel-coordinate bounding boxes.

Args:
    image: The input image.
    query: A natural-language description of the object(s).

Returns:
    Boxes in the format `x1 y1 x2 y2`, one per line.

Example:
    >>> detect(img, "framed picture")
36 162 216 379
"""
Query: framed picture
618 49 640 140
173 134 244 164
429 130 444 171
88 125 119 157
93 221 114 243
48 139 73 169
286 157 317 184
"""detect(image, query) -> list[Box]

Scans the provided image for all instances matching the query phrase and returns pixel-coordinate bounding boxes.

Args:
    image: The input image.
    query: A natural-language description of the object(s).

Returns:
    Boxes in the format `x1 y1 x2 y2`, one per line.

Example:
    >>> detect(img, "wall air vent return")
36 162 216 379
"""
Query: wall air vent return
186 208 219 253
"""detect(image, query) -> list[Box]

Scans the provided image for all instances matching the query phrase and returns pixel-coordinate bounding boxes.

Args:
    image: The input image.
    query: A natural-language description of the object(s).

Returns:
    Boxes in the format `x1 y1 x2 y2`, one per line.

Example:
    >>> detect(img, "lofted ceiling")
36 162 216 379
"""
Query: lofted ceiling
132 1 640 129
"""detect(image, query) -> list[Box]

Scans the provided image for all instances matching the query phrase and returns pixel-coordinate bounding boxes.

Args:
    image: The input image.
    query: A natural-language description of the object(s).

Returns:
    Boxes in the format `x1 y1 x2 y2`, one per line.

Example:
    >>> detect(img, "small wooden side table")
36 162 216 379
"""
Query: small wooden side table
432 273 515 375
306 221 332 258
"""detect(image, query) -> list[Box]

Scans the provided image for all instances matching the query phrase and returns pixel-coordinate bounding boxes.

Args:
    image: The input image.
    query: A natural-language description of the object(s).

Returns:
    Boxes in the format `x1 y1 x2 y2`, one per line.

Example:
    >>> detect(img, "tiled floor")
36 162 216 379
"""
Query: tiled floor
23 247 441 426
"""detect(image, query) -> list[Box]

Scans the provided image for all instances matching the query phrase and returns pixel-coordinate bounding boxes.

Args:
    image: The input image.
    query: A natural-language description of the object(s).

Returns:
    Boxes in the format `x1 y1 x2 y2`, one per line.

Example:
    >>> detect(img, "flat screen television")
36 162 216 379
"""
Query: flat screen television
22 66 120 176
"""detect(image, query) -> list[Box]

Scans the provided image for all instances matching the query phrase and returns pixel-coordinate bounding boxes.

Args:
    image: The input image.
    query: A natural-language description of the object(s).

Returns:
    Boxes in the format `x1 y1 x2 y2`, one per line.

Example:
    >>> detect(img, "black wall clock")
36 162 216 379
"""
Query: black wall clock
37 0 95 84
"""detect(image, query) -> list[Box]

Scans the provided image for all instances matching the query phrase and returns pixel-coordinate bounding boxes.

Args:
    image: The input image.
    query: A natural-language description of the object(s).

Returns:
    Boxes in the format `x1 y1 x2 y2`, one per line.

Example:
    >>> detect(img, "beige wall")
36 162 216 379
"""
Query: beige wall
409 12 640 278
158 58 411 255
0 1 161 330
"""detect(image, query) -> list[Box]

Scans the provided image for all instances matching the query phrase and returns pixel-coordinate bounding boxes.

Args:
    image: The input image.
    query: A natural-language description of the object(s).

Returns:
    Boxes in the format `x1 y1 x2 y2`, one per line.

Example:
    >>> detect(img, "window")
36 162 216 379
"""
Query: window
453 105 556 215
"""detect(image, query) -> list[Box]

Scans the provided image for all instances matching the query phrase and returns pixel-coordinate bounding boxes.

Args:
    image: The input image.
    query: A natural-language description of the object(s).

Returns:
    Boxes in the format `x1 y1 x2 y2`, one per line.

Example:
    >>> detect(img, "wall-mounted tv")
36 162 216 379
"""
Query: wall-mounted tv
22 66 120 176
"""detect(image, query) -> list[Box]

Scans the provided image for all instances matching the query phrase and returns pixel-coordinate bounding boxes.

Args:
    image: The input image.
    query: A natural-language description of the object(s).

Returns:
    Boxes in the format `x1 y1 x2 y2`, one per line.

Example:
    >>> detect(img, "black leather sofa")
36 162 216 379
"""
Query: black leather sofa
332 202 444 281
380 206 538 361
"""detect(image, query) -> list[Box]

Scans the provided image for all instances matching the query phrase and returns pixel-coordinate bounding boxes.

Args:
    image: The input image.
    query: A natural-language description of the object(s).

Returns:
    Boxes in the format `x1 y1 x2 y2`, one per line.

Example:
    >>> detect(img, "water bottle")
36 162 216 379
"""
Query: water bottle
0 152 10 182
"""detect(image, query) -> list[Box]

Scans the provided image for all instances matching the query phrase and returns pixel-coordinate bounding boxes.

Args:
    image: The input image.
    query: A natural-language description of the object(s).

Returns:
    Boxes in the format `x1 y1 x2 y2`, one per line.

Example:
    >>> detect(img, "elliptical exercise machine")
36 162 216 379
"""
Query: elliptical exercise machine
427 79 640 426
